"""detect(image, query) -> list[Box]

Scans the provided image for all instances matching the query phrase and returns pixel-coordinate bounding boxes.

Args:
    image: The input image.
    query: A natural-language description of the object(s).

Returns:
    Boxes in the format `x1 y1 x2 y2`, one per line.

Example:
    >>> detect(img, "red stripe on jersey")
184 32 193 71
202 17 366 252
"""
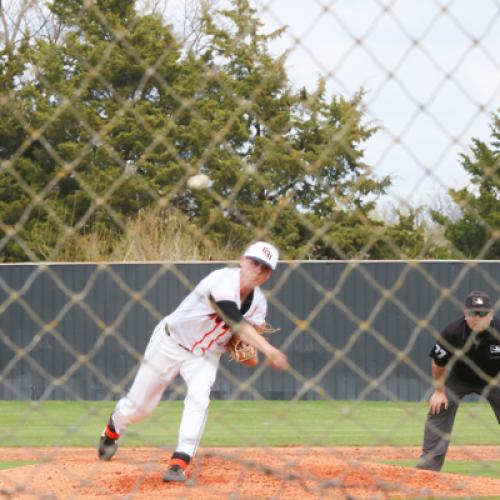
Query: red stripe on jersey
204 328 231 351
190 316 225 351
191 317 230 352
191 323 218 351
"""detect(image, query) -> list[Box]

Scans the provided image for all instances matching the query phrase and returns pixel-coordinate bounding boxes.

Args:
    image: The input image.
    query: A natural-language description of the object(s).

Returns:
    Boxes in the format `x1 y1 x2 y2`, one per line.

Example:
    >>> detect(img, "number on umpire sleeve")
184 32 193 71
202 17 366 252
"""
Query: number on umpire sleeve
434 343 447 359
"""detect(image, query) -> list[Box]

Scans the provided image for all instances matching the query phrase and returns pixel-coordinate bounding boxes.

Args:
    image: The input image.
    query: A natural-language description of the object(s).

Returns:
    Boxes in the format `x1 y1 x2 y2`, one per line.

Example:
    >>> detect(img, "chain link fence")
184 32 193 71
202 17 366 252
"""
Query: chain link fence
1 0 500 497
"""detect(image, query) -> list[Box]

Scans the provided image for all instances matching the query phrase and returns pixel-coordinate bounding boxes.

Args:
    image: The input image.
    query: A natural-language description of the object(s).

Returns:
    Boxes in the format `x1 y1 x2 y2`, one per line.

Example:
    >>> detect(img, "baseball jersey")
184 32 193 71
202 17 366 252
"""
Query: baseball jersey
430 316 500 386
165 267 267 356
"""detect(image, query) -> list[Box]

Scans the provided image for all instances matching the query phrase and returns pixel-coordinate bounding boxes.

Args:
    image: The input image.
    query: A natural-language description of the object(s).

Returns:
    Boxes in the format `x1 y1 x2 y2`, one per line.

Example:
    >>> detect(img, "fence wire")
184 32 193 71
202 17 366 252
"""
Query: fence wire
1 0 500 498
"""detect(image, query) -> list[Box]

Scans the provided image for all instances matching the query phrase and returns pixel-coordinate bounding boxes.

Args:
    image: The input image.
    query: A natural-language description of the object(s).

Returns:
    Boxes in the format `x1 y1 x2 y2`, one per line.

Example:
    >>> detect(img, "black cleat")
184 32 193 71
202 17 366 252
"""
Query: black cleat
98 417 119 461
163 464 187 483
98 433 118 461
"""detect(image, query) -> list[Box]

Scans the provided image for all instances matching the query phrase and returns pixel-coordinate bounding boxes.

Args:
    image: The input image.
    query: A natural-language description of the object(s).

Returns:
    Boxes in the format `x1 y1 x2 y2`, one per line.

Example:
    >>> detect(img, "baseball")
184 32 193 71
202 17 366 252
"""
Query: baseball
187 174 211 190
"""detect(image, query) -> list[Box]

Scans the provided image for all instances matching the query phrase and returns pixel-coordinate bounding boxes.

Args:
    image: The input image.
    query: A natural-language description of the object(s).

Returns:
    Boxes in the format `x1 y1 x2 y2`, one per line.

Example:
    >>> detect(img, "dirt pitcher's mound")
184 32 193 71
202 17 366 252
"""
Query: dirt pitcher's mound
1 446 500 498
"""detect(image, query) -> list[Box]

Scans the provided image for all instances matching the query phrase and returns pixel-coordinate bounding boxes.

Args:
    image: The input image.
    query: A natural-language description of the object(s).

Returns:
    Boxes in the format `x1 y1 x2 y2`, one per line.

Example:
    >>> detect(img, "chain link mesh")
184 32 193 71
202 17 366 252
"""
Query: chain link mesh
1 0 500 497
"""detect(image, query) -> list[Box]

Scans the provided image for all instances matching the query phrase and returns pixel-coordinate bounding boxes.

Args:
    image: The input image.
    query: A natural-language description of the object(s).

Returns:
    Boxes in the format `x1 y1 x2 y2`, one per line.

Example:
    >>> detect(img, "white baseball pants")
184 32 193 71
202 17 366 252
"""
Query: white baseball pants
111 318 221 457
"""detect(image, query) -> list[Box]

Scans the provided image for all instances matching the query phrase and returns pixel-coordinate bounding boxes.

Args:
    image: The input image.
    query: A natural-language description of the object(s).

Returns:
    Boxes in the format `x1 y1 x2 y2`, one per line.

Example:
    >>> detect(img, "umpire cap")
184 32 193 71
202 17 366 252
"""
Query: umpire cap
465 291 492 310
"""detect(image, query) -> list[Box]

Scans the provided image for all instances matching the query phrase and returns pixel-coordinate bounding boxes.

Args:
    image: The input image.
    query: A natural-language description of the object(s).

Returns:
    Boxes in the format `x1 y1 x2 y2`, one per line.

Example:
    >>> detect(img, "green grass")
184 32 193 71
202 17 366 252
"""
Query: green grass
381 459 500 478
1 400 500 448
0 460 36 470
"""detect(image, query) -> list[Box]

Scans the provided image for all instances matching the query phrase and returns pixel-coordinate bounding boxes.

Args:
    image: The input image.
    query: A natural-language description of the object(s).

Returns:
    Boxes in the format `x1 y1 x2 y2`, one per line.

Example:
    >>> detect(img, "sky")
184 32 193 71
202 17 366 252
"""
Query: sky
152 0 500 208
254 0 500 208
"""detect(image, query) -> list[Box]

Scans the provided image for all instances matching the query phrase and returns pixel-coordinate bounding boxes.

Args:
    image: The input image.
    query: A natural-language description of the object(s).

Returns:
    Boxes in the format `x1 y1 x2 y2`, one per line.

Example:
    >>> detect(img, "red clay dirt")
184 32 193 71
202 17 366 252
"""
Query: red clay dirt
1 446 500 498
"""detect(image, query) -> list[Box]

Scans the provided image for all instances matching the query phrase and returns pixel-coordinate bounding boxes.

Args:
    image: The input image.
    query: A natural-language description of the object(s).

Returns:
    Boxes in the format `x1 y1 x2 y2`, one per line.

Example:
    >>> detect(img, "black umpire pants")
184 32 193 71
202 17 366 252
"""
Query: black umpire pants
416 373 500 471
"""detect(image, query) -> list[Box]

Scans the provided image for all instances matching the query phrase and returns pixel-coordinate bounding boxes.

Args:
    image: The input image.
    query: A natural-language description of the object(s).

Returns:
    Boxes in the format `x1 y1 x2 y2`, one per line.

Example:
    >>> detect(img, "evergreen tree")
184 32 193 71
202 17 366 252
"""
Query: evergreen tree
193 0 392 258
431 111 500 258
0 0 191 260
0 0 412 261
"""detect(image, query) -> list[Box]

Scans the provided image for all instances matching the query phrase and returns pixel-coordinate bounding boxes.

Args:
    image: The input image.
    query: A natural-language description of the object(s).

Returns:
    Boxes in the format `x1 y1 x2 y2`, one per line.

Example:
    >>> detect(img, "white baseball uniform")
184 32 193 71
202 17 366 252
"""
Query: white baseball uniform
111 266 267 457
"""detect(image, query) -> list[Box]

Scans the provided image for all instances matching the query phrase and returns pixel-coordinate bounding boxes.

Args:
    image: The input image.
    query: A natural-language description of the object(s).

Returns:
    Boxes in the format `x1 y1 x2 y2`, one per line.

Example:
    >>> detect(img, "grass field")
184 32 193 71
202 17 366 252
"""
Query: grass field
2 400 500 479
1 399 500 447
382 459 500 478
0 460 36 470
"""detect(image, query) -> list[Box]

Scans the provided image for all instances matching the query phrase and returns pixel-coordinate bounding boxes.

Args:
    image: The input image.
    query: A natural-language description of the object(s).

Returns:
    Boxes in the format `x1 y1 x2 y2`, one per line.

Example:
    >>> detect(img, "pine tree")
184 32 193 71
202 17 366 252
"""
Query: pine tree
431 111 500 258
1 0 411 261
0 0 189 259
192 0 392 258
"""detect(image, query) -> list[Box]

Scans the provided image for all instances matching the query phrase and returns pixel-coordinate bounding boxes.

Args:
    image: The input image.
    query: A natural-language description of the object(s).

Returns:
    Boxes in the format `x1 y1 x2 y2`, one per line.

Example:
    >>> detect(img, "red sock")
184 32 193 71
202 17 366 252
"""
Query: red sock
104 425 119 440
170 458 188 469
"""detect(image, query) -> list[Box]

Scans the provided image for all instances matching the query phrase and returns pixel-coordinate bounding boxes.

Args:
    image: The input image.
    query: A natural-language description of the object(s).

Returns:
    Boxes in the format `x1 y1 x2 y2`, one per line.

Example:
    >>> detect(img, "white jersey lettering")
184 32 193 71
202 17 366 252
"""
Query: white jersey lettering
434 343 448 359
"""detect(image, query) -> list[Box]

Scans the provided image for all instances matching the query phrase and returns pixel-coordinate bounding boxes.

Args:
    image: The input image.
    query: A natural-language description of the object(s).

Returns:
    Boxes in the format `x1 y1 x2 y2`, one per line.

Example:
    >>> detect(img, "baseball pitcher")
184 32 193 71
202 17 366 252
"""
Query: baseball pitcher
97 241 288 482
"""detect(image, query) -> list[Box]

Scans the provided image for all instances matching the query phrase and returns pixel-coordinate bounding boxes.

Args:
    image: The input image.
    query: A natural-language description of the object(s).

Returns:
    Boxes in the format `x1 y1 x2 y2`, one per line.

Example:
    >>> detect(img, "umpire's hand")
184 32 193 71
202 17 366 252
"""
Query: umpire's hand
429 389 448 414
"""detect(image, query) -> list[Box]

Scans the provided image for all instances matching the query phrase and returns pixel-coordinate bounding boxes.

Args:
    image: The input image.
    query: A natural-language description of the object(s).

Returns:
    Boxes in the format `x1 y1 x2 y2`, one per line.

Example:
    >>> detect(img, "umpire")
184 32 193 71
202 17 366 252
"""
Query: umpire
416 290 500 471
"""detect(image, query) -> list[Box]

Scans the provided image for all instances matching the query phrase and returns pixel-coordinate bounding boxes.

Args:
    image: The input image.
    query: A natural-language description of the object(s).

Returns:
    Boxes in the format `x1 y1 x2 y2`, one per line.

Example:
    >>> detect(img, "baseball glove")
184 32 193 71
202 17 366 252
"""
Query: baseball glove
226 335 259 367
226 322 280 367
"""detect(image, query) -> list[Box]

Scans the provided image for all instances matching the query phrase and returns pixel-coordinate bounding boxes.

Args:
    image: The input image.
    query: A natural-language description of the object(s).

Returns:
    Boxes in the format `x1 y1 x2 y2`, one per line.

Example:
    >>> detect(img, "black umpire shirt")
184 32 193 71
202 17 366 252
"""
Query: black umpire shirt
430 316 500 386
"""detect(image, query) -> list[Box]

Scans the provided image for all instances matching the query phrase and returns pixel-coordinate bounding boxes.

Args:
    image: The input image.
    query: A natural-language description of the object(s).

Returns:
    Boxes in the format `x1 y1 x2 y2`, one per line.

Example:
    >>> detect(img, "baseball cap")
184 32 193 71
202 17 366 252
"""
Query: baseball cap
465 291 492 310
243 241 279 270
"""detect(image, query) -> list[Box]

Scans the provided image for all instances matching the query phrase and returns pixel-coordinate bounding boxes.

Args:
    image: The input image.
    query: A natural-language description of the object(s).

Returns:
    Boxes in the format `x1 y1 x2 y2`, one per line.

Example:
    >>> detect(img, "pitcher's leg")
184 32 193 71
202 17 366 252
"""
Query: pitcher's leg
163 353 219 482
107 321 190 433
112 355 179 432
99 347 174 461
111 325 182 432
98 325 187 461
176 353 220 458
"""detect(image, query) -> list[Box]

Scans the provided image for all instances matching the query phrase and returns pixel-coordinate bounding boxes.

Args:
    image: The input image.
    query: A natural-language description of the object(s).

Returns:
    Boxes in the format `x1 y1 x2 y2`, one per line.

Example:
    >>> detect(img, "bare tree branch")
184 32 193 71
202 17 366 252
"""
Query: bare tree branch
0 0 64 49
